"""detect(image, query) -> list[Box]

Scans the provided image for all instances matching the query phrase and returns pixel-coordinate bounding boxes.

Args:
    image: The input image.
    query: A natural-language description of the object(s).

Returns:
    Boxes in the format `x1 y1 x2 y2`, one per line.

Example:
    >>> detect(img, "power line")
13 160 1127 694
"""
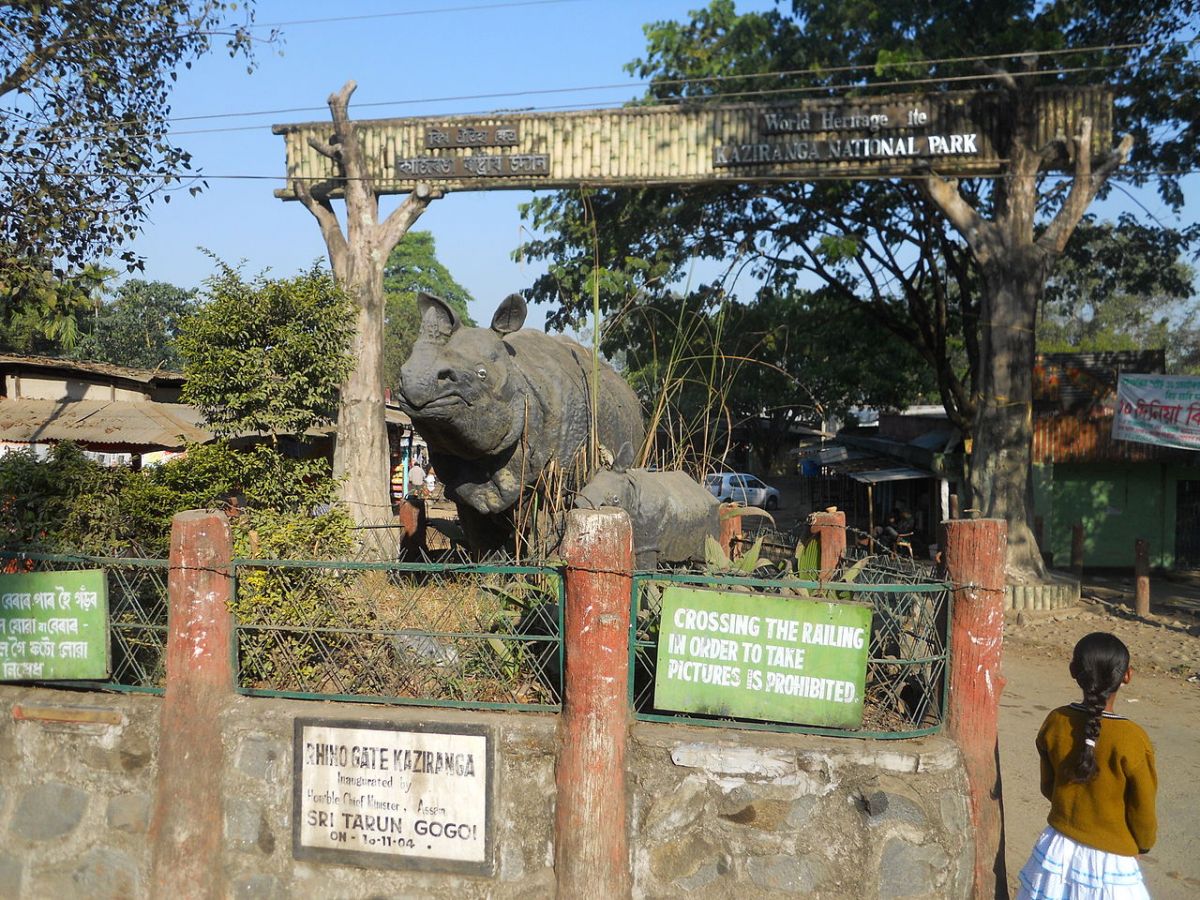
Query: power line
252 0 586 29
5 165 1198 185
4 61 1128 152
166 36 1199 125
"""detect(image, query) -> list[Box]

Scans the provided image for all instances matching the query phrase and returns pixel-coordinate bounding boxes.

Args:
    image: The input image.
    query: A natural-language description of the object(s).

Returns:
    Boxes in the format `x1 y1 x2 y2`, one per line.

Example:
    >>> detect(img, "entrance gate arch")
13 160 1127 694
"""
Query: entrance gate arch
274 83 1116 553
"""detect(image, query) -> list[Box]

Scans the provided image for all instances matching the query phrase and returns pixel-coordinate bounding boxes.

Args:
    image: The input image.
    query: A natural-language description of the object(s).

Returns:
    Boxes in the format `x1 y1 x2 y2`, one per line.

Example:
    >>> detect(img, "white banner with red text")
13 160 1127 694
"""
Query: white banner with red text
1113 373 1200 451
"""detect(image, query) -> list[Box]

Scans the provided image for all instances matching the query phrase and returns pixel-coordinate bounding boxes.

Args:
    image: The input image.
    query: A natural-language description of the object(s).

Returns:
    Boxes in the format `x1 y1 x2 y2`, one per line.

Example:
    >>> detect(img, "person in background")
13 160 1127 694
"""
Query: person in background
409 459 426 497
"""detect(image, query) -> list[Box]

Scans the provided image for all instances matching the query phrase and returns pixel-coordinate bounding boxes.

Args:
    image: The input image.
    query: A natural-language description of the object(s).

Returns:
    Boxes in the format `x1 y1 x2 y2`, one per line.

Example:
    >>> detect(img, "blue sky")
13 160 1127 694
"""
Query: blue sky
126 0 776 327
125 0 1196 329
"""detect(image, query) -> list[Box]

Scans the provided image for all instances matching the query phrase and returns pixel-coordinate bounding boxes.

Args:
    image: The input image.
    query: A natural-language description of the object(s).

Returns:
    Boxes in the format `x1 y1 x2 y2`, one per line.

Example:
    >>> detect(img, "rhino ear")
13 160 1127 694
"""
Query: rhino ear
491 293 527 335
612 441 635 473
418 293 461 342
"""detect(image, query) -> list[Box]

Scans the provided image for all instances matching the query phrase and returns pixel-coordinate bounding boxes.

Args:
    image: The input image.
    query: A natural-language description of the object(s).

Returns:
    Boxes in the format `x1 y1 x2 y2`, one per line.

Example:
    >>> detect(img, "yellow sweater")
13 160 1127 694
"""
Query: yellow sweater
1036 704 1157 856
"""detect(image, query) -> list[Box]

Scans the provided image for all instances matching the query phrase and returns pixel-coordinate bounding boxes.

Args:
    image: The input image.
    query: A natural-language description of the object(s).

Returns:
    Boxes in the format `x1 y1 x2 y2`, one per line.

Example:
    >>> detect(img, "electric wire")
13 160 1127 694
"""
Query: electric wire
0 61 1132 152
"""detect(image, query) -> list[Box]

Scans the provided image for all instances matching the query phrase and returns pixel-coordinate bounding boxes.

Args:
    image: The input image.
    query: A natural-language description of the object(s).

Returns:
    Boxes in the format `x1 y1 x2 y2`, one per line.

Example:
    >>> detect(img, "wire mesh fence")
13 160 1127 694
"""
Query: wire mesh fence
629 552 952 738
0 551 169 692
231 558 564 711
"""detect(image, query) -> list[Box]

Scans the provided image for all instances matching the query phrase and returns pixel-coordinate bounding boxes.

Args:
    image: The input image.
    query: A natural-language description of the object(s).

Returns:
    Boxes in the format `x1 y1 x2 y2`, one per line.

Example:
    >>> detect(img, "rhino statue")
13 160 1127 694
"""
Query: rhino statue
574 444 723 568
397 292 644 552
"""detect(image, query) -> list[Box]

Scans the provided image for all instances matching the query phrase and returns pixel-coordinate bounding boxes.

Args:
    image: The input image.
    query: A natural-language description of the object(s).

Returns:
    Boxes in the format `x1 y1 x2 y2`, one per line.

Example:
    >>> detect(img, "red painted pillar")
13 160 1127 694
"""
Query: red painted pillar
943 517 1009 900
808 507 846 581
149 510 235 900
718 503 742 560
1134 538 1150 617
556 508 633 900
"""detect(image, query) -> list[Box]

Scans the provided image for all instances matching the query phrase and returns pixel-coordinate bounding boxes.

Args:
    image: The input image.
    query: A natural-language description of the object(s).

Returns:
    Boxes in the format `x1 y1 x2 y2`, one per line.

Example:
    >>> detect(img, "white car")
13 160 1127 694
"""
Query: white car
704 472 781 510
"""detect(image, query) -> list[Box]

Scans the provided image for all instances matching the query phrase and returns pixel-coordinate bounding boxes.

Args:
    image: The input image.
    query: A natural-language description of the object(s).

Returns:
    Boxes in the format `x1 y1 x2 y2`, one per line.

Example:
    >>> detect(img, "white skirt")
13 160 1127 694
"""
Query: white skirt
1017 827 1148 900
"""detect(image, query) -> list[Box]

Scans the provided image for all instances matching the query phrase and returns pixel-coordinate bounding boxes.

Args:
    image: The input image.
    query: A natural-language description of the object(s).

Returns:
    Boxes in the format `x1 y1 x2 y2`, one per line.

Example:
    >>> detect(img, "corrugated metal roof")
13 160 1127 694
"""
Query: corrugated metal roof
1032 414 1193 464
0 399 210 449
848 466 933 485
0 354 184 386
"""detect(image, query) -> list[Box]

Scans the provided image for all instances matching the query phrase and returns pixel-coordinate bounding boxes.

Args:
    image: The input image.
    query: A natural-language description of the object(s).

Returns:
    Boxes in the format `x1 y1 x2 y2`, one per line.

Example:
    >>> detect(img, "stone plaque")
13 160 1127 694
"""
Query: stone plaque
293 718 494 874
0 569 109 680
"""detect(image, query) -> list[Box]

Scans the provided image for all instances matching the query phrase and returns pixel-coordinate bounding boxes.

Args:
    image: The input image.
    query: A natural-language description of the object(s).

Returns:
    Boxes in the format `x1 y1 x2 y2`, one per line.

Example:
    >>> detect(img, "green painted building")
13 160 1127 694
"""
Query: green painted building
1031 352 1200 570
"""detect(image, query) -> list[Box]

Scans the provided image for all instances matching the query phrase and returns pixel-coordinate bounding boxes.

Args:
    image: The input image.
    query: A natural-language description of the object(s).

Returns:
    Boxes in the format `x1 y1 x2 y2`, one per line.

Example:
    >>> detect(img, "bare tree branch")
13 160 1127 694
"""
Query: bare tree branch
1038 122 1134 254
306 134 340 160
920 174 998 263
379 183 442 251
294 179 348 271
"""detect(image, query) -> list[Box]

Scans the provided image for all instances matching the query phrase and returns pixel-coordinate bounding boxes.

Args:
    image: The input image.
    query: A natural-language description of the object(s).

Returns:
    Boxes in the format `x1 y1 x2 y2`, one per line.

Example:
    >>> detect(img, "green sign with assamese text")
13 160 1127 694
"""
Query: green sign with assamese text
0 569 109 680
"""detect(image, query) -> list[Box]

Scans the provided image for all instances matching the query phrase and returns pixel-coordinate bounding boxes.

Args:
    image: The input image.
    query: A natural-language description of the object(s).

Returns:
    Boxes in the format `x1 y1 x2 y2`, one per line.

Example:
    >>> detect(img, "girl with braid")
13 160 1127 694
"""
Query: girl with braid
1017 632 1157 899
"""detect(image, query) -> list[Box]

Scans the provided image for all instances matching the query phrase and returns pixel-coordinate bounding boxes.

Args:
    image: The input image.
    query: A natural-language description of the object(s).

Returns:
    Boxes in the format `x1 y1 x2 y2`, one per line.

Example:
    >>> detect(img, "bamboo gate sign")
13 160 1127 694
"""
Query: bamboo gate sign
273 87 1111 196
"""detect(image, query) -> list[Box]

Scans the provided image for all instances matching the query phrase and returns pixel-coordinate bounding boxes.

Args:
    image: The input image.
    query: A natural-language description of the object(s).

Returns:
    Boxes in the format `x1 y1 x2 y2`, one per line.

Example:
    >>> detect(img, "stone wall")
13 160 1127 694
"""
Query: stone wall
0 687 161 898
630 725 972 899
0 685 972 898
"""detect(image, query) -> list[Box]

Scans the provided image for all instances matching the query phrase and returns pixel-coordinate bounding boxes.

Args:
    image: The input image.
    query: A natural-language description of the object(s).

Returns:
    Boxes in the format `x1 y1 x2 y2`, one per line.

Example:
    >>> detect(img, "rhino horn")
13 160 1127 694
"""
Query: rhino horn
418 292 461 342
491 293 527 335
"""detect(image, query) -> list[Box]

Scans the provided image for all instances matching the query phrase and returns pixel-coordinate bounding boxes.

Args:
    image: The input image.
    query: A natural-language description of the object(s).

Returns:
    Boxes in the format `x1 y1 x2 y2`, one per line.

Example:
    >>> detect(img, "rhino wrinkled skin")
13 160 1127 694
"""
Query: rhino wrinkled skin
396 292 644 551
575 463 721 568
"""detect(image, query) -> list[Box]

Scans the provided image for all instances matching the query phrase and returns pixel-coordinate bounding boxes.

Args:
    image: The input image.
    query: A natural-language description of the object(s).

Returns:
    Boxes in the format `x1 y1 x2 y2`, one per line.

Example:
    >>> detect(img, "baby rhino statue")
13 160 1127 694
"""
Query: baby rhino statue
575 445 721 568
397 292 644 553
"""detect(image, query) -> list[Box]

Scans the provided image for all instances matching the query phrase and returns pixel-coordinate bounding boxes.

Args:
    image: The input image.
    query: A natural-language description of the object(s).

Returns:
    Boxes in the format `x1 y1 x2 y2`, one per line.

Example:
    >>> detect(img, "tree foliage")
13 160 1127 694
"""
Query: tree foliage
608 281 936 472
0 1 270 289
0 262 107 354
0 440 349 558
520 0 1198 571
72 279 197 370
178 263 355 440
1038 216 1199 372
381 231 475 391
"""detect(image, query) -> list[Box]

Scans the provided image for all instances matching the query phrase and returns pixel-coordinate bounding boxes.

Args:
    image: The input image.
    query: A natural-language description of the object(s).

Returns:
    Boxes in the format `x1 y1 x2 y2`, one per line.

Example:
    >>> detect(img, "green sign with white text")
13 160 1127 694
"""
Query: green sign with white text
654 585 871 728
0 569 109 680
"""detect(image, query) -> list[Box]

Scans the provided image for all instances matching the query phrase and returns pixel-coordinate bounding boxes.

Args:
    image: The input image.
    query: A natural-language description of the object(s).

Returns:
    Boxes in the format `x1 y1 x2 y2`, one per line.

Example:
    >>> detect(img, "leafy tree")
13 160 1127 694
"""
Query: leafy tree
615 284 936 472
1038 216 1199 372
0 262 107 354
521 0 1199 575
178 263 355 441
382 231 475 391
0 2 270 294
73 279 197 370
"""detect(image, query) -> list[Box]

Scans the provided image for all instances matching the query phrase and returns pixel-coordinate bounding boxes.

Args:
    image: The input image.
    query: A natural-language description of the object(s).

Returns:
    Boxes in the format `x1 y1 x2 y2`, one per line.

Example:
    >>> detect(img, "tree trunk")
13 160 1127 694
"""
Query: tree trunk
333 253 391 527
922 81 1131 580
969 251 1046 580
291 81 440 555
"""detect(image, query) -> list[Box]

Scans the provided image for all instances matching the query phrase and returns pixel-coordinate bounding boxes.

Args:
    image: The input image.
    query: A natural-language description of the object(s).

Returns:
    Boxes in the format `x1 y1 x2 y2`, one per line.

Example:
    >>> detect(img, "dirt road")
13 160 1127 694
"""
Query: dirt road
999 593 1200 899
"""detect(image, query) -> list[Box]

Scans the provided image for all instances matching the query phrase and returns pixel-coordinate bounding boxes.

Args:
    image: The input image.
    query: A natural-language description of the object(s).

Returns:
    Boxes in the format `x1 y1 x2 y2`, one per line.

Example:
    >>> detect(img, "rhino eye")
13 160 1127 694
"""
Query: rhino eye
476 367 487 380
607 494 620 506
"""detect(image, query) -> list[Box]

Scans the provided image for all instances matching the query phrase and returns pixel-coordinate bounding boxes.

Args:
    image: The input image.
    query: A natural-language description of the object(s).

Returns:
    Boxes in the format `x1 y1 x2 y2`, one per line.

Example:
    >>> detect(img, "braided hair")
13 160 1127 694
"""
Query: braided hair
1068 632 1131 783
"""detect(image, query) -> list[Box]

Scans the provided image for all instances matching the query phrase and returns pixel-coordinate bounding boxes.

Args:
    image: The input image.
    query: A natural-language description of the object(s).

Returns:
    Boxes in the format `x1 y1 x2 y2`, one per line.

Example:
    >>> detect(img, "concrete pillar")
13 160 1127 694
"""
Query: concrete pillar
1134 538 1150 617
808 507 846 581
556 508 633 899
942 517 1009 900
149 510 235 900
1071 522 1085 581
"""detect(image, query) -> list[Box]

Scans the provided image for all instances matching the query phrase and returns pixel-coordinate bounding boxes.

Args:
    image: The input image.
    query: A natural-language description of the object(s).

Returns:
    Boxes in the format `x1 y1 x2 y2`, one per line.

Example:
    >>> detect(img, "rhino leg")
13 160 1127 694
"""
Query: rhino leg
456 504 515 558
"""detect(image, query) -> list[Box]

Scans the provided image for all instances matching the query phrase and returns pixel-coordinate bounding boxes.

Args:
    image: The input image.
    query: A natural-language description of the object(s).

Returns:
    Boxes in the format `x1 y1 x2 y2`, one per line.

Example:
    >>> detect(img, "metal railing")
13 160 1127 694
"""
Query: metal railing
0 551 169 693
629 553 952 739
230 558 565 712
